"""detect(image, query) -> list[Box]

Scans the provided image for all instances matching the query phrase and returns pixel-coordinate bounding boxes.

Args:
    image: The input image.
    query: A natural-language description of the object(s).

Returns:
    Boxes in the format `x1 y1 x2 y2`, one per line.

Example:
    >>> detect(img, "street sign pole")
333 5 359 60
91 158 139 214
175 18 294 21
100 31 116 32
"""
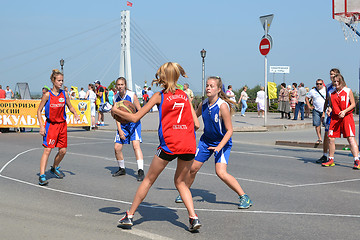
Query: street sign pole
264 19 268 126
259 14 274 126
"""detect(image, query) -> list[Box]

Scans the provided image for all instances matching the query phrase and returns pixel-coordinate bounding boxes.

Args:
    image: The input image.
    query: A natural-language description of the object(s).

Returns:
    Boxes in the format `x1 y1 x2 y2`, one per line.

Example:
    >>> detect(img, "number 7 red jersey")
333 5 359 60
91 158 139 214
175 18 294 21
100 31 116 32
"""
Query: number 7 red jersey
157 89 196 155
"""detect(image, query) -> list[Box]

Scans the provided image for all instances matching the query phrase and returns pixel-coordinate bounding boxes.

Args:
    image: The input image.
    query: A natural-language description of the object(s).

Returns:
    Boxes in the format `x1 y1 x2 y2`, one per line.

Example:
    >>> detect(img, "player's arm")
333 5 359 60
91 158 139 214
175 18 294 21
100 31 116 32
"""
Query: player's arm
339 89 356 118
11 89 14 98
208 103 233 153
190 102 200 130
111 92 161 123
115 121 126 140
195 102 202 118
65 92 80 121
37 92 49 136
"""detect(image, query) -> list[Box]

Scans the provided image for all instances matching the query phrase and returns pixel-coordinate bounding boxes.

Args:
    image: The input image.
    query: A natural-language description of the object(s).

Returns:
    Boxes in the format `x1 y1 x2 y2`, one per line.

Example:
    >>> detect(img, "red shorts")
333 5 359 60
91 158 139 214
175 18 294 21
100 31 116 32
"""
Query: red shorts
43 121 67 148
329 114 356 138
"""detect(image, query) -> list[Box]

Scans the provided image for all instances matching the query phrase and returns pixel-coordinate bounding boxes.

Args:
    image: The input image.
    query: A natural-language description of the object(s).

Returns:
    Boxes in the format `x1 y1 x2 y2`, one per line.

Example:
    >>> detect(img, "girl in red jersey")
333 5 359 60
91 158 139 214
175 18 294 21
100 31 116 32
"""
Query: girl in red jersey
323 74 360 169
37 69 80 186
111 62 202 232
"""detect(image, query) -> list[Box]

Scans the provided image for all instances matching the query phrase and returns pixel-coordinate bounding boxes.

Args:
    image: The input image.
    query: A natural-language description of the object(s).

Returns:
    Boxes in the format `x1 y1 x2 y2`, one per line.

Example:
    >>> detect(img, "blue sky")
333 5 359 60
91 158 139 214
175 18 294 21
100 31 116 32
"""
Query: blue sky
1 0 359 95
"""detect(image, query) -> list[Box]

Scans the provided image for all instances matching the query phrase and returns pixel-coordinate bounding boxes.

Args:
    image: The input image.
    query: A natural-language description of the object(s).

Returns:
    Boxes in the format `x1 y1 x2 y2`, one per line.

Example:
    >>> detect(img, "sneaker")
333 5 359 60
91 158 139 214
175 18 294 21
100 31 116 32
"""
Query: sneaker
137 169 144 181
112 167 126 177
189 215 201 232
238 194 253 209
175 195 183 203
322 159 335 167
39 174 48 186
118 211 133 226
50 166 64 178
353 160 360 170
316 155 327 164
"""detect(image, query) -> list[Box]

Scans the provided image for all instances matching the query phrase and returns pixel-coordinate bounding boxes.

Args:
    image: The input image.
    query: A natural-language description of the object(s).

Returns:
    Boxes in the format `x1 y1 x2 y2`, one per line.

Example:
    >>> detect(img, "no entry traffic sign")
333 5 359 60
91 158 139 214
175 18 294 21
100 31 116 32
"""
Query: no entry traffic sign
259 37 271 56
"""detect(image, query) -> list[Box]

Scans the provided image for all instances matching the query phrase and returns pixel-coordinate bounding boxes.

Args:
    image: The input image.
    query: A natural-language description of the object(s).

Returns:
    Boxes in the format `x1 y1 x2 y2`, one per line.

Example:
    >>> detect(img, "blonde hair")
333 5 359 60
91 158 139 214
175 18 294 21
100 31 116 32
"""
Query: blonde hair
207 76 236 115
152 62 187 94
334 74 346 88
50 69 63 83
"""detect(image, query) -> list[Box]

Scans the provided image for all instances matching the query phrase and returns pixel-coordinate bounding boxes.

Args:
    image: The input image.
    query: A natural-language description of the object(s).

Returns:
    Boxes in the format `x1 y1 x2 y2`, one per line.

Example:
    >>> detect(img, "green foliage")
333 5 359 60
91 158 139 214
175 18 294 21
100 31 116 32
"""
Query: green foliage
108 80 116 90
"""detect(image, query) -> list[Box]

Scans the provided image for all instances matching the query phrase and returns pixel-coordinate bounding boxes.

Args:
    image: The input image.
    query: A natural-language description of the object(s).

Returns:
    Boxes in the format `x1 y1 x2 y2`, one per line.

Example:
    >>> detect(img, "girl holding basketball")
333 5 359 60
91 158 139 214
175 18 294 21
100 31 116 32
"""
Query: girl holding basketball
112 77 145 181
176 76 252 209
111 62 202 232
37 69 80 186
323 74 360 169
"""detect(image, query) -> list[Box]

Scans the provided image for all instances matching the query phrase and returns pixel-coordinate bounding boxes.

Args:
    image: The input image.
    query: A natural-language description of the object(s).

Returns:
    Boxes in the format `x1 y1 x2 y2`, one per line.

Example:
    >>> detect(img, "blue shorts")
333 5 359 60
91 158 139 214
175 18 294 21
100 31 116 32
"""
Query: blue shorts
195 139 231 164
312 109 325 127
114 122 142 144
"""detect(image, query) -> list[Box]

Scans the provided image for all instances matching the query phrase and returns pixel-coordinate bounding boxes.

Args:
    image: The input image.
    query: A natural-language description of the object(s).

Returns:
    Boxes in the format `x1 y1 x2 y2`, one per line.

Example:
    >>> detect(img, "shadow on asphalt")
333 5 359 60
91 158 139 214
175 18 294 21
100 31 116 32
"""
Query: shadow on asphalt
100 204 189 231
156 187 238 207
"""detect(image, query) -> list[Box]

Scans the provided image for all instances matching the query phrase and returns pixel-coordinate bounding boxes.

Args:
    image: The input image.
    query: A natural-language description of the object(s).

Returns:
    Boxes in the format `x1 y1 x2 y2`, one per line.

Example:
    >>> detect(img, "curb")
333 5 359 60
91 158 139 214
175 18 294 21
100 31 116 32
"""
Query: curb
275 140 349 150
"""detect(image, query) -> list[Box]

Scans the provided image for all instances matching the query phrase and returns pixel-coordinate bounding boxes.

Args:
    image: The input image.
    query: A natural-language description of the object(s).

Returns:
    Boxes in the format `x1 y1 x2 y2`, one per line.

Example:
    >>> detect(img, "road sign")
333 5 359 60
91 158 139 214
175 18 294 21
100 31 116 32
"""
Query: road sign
270 66 290 73
260 14 274 32
259 37 271 56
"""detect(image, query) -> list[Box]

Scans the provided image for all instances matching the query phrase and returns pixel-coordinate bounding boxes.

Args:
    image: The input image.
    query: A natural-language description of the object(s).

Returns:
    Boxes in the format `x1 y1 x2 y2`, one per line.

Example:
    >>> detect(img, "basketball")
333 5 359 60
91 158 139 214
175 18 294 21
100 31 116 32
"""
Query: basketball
113 100 137 124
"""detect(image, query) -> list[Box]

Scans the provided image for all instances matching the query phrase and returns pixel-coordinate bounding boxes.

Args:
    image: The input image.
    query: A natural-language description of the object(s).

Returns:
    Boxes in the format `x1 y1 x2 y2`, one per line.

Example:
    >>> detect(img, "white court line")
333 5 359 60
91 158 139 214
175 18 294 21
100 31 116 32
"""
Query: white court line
341 190 360 195
2 145 360 219
120 229 174 240
2 174 360 219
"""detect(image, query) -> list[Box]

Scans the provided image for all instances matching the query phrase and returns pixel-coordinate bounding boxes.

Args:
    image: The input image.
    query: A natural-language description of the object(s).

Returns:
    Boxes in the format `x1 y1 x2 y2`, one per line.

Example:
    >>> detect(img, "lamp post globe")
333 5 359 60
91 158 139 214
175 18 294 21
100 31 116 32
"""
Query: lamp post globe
200 49 206 98
60 59 64 74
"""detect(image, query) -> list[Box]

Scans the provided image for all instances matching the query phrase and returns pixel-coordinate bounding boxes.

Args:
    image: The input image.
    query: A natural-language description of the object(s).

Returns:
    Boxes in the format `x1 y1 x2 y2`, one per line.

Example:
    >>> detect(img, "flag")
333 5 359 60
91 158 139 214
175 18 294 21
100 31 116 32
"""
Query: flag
267 82 277 99
127 1 133 7
135 84 142 99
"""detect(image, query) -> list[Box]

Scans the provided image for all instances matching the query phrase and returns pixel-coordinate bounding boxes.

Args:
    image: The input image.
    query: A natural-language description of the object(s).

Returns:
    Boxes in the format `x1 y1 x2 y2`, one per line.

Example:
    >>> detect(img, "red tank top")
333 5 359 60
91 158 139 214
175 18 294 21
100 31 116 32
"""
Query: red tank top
158 89 196 154
44 90 67 123
331 87 353 117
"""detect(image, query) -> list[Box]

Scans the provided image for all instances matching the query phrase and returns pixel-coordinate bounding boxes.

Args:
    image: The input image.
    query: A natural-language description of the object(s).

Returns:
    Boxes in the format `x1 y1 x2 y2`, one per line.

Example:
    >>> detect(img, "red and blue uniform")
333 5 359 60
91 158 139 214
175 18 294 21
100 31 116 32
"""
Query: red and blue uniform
43 90 68 148
157 89 196 155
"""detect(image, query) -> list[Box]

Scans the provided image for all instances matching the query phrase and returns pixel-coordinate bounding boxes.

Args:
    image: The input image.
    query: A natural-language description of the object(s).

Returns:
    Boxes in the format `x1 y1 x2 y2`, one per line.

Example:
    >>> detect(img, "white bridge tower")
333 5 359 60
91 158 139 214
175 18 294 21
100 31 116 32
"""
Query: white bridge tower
120 10 132 90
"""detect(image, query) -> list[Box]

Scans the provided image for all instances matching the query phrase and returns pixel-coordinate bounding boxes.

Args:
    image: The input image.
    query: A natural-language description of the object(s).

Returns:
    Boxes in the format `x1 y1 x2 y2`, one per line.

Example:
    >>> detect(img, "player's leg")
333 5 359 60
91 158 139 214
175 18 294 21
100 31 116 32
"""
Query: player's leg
113 142 126 176
40 148 52 176
119 155 169 226
214 145 252 208
50 147 67 178
39 147 52 185
175 157 202 231
130 123 144 181
131 140 144 181
215 162 245 195
323 137 336 167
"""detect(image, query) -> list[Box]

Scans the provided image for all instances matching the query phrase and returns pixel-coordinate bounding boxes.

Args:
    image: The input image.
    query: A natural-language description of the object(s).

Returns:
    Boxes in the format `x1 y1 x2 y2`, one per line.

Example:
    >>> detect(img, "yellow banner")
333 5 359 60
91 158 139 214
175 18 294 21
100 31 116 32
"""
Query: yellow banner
267 82 277 99
0 100 91 128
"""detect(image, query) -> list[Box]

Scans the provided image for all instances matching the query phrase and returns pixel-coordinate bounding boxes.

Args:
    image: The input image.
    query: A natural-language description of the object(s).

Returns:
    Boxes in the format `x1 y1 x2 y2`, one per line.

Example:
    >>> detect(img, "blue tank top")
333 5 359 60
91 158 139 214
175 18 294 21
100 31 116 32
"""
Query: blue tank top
200 98 232 147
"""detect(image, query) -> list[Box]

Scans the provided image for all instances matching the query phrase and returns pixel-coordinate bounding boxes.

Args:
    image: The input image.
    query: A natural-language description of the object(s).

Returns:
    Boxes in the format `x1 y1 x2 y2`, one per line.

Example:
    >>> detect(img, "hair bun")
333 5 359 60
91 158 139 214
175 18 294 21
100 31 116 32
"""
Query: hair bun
52 69 60 73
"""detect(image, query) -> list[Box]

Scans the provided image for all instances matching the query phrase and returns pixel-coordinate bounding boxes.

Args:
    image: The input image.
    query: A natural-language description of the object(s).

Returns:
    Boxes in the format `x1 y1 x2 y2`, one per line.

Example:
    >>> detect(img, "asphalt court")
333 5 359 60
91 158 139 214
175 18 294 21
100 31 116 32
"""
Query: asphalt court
1 129 360 240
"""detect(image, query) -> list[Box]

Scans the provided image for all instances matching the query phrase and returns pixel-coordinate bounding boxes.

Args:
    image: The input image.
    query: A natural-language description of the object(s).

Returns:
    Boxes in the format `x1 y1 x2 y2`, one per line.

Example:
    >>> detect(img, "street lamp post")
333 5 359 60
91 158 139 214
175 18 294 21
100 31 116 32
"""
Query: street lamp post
60 59 64 74
200 49 206 98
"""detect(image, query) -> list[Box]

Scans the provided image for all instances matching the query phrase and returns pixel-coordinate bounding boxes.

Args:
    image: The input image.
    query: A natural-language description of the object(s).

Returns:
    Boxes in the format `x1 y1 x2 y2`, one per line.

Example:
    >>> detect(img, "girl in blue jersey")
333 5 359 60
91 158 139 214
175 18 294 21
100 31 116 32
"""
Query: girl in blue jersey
176 76 252 209
111 62 202 232
37 69 80 186
112 77 145 181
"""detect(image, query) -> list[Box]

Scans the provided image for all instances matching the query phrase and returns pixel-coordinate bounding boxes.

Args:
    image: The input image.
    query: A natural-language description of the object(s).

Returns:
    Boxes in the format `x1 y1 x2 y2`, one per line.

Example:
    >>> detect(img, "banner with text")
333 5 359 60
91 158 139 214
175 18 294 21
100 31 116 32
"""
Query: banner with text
0 100 91 128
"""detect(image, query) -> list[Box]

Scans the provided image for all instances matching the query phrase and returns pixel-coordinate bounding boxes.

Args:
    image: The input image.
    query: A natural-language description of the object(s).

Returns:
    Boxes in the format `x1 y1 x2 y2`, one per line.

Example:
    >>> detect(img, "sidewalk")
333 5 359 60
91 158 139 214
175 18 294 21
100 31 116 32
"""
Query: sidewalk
99 111 314 132
96 111 357 150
